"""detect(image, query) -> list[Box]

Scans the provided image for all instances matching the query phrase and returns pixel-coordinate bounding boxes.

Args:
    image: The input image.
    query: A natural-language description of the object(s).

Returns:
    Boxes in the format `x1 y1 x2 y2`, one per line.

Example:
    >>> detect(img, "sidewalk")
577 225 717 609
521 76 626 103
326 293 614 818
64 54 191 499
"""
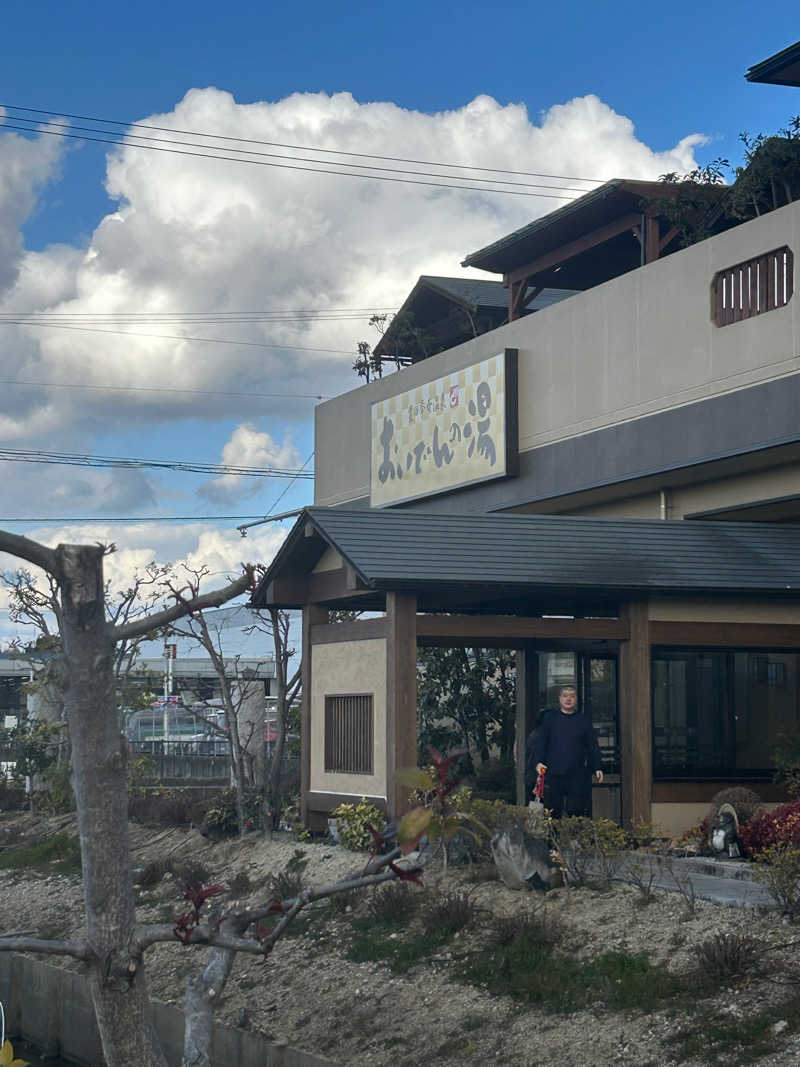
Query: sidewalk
614 853 775 910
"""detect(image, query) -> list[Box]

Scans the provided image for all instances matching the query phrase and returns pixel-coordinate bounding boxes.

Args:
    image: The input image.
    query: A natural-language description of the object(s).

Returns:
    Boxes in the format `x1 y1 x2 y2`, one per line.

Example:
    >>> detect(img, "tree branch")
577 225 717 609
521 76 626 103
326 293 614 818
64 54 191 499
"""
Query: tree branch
0 935 90 958
110 570 252 642
0 531 58 577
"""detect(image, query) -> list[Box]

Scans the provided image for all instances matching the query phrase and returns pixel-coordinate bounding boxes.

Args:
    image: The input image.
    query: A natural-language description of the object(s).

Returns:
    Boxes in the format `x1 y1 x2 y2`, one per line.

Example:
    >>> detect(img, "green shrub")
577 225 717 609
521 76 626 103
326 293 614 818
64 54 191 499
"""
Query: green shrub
0 832 81 874
753 844 800 919
552 816 628 888
202 788 262 837
128 787 206 827
268 848 309 901
331 798 384 851
42 761 74 814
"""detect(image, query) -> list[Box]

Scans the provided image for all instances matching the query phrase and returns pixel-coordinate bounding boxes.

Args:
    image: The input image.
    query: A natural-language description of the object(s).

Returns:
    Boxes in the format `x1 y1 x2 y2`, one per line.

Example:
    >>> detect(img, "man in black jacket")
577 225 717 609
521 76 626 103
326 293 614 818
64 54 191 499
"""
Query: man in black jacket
526 685 603 817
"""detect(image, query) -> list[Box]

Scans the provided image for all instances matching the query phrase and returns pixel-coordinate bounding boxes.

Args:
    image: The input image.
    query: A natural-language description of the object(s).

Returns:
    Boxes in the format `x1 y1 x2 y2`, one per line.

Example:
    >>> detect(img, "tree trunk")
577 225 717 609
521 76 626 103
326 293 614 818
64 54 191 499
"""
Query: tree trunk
58 545 167 1067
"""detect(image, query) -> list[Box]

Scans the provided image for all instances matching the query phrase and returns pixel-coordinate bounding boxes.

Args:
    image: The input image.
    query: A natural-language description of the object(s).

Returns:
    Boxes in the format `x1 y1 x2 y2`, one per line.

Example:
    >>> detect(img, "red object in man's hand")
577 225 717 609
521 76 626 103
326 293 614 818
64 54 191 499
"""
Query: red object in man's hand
533 768 546 801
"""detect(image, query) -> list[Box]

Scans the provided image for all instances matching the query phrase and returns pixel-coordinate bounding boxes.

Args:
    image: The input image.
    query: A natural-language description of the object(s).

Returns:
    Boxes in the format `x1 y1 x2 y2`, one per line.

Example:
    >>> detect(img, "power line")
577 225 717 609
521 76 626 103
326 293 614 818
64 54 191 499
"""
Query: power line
0 319 354 355
0 122 578 200
5 114 597 195
0 448 315 479
0 103 608 185
0 379 328 401
0 514 301 524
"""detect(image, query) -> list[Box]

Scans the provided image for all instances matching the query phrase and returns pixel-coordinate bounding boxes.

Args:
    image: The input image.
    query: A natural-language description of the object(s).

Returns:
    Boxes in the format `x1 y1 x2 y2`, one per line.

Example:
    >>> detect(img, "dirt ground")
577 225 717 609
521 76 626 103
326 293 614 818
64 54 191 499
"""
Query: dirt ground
2 812 800 1067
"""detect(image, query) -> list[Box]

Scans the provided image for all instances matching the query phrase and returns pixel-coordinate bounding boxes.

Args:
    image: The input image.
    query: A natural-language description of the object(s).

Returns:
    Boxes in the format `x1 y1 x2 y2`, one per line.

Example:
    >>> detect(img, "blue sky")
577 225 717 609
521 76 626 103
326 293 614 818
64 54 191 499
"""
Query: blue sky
0 1 798 641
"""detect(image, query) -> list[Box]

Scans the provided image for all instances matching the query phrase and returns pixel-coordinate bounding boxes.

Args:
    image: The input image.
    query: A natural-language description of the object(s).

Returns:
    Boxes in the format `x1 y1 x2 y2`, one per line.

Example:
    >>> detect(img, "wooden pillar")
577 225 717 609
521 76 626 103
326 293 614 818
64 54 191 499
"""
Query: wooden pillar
515 647 538 806
618 599 651 828
645 216 660 264
300 603 328 825
386 592 417 819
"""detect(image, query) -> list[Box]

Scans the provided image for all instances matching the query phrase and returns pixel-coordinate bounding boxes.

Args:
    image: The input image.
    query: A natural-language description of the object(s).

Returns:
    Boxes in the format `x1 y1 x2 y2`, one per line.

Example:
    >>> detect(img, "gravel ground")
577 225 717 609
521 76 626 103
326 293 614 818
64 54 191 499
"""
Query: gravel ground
2 812 800 1067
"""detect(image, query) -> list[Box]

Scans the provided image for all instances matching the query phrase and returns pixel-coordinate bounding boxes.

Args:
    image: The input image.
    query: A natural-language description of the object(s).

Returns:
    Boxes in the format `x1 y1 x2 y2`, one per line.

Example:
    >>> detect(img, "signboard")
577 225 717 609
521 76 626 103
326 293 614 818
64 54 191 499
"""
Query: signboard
370 349 518 507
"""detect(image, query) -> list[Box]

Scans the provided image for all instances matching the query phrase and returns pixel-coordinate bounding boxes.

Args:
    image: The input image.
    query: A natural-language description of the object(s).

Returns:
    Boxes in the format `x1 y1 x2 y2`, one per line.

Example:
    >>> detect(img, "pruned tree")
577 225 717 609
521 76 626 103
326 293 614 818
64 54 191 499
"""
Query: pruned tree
0 530 425 1066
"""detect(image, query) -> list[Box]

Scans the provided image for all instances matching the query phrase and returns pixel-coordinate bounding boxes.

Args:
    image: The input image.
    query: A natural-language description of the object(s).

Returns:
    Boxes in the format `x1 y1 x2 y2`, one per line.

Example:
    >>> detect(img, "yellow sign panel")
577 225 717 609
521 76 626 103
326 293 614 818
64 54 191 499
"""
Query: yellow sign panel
370 352 515 507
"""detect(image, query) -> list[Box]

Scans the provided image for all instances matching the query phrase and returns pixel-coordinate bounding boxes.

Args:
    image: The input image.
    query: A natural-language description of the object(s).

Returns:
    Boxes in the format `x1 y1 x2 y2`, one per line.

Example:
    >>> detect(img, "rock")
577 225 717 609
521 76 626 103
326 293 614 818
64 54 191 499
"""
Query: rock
490 824 559 891
772 1020 789 1035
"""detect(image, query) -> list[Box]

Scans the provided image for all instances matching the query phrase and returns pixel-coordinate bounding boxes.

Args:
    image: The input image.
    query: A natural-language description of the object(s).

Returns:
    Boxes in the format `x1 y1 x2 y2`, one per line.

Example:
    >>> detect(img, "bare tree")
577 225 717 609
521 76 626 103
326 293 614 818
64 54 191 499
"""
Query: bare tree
245 605 302 831
164 563 260 838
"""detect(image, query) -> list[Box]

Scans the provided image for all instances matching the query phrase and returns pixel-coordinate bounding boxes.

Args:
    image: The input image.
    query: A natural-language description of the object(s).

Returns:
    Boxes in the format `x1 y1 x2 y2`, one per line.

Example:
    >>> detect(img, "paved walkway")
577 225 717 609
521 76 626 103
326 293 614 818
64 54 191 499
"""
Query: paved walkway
614 853 775 910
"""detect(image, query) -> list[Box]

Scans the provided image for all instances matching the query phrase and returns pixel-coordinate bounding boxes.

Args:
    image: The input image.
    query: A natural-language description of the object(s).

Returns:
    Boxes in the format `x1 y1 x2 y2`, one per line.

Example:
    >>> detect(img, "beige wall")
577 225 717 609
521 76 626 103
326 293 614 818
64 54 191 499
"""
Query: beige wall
652 800 780 837
649 597 800 624
315 200 800 508
564 460 800 521
310 638 387 798
312 546 342 573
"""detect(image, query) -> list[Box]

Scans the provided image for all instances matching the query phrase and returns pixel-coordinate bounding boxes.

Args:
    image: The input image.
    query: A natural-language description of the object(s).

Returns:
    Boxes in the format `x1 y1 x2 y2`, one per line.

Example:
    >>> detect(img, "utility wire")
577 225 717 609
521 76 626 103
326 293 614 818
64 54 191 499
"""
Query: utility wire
0 103 608 184
0 319 354 355
0 379 328 401
0 515 297 524
0 448 315 479
0 122 578 200
4 114 596 195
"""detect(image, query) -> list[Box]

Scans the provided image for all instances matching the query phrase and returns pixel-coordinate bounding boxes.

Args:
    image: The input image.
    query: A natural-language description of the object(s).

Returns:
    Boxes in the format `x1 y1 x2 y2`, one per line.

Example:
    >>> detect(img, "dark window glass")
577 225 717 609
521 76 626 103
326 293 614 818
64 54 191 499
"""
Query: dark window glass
652 648 800 779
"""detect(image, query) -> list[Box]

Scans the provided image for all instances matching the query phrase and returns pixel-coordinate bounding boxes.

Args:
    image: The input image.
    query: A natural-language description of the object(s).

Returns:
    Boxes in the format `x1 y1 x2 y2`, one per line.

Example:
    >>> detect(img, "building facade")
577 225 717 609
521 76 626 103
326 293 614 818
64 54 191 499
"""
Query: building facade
256 55 800 831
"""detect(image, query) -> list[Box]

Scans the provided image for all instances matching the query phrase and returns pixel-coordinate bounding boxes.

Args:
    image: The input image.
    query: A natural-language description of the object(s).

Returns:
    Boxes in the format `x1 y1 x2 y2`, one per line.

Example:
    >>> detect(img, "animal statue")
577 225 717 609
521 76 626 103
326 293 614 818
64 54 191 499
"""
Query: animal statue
709 802 741 858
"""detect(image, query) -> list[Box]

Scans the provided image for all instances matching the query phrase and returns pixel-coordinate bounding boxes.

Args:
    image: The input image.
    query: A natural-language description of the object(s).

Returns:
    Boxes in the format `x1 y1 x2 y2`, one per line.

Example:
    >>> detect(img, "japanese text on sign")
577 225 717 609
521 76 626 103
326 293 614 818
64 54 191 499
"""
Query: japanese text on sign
370 354 510 506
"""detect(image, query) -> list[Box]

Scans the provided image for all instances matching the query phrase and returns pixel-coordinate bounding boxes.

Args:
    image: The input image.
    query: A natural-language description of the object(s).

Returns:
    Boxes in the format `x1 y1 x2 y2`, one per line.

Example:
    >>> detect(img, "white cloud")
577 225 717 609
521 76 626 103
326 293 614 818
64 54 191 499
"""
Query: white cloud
198 423 303 504
0 89 704 458
0 519 289 644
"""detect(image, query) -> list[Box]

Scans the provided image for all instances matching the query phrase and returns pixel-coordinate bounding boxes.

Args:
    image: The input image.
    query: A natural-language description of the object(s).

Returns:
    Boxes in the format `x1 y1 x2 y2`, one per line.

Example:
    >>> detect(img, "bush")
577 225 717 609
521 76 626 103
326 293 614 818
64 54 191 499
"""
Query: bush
0 779 27 812
267 848 308 901
552 816 629 888
709 787 762 827
694 932 762 979
42 761 74 814
753 844 800 919
492 911 563 950
128 787 207 828
739 801 800 856
421 889 476 936
472 758 515 802
202 788 262 837
366 881 418 924
331 798 384 851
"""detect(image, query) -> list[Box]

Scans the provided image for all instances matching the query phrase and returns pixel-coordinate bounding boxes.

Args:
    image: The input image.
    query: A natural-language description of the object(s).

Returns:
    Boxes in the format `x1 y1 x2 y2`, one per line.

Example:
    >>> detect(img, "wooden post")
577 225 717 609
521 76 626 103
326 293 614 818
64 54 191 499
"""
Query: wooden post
618 599 651 828
300 603 328 825
386 592 417 819
645 216 660 263
515 647 537 806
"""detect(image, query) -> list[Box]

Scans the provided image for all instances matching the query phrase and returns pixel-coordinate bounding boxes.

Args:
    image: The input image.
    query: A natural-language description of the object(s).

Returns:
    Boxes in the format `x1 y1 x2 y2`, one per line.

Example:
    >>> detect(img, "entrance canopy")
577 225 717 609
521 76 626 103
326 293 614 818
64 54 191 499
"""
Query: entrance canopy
252 507 800 615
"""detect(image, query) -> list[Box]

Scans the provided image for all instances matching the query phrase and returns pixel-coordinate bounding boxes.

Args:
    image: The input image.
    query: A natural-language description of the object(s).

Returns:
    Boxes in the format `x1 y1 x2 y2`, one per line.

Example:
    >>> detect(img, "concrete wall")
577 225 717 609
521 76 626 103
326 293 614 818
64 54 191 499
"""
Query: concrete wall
309 638 387 799
315 199 800 512
0 953 338 1067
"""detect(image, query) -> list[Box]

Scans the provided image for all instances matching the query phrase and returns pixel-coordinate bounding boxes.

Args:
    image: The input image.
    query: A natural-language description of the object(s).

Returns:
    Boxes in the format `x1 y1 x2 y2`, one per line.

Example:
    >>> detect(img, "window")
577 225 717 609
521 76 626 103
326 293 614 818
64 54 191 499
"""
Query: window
324 694 373 774
652 648 800 779
712 246 793 327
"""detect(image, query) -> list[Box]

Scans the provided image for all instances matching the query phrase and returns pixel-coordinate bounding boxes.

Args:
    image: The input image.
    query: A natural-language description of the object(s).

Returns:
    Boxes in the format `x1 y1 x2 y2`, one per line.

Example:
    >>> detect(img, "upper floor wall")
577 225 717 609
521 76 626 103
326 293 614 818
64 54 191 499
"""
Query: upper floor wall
315 198 800 511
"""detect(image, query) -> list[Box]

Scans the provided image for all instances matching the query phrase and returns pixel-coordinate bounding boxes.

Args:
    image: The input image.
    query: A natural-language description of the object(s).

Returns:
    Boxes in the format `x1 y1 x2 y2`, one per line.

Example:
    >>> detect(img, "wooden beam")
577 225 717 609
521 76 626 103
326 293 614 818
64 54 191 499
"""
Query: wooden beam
386 592 417 819
650 621 800 648
515 648 537 806
652 782 788 804
618 600 651 829
645 216 660 263
415 615 629 644
311 617 387 645
659 225 679 254
504 212 641 287
300 603 328 825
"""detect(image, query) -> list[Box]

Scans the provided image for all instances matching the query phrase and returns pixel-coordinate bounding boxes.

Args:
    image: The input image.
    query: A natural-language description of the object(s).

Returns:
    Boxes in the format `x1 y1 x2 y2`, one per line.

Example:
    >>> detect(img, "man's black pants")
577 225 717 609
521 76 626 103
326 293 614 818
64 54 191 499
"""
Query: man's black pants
542 771 591 818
